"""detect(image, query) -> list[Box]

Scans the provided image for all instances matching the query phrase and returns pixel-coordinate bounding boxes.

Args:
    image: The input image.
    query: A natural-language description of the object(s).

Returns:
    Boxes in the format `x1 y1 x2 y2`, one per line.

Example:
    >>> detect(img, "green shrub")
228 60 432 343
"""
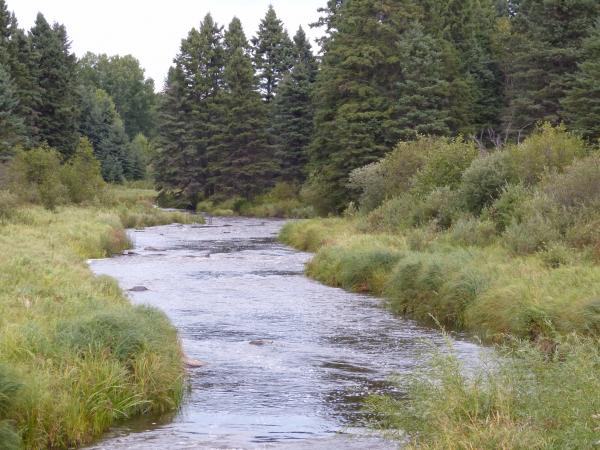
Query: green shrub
0 190 18 221
539 243 574 269
458 151 515 214
503 214 561 255
348 137 435 212
61 138 105 204
365 193 415 232
446 217 498 247
10 147 67 210
541 154 600 209
508 123 587 186
483 184 530 232
412 187 461 230
412 137 478 196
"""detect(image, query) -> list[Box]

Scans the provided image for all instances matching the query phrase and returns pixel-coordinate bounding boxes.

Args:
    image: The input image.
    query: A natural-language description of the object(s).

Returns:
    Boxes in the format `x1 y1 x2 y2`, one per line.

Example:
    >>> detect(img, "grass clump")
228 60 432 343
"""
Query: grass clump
367 335 600 449
0 187 192 449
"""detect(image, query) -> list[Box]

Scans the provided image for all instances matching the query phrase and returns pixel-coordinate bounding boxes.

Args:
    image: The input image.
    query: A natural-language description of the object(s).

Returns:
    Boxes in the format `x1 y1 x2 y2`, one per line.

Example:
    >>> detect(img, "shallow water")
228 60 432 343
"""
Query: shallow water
87 217 481 450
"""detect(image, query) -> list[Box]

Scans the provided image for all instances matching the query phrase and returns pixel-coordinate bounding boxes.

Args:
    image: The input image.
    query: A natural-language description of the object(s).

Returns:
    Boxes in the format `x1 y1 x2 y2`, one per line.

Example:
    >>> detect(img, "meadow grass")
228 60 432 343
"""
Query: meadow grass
0 187 201 449
280 218 600 448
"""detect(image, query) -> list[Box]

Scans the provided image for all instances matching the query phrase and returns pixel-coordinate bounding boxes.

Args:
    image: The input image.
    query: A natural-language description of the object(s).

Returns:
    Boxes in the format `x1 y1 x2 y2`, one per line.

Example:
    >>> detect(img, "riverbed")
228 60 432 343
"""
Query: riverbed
87 217 481 449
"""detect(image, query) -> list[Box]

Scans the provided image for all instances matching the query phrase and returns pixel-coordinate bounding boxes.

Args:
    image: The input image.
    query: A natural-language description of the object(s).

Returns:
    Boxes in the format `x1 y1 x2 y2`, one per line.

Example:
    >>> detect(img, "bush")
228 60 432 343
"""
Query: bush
482 184 530 232
10 147 67 210
412 137 478 196
458 151 515 214
503 214 561 255
348 138 434 212
508 123 587 186
365 193 416 232
61 138 105 204
541 154 600 209
0 190 18 221
411 187 461 230
446 217 498 247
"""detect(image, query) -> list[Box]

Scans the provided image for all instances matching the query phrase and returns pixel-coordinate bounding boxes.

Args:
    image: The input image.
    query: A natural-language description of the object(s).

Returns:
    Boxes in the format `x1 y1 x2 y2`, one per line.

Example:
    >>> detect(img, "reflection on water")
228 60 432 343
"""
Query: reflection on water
87 217 481 449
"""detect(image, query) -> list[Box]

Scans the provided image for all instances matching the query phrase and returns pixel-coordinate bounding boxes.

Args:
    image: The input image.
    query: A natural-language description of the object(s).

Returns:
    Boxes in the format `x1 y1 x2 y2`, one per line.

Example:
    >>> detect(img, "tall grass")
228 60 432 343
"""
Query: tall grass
367 335 600 449
0 187 199 449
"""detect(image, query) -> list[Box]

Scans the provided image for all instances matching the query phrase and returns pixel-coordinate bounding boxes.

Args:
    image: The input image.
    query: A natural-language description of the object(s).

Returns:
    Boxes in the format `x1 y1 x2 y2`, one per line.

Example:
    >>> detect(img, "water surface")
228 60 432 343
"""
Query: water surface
87 217 481 449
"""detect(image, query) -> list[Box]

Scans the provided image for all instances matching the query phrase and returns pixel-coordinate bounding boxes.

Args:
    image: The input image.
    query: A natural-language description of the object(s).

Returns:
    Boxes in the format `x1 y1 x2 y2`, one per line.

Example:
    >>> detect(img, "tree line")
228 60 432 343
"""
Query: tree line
156 0 600 213
0 0 157 181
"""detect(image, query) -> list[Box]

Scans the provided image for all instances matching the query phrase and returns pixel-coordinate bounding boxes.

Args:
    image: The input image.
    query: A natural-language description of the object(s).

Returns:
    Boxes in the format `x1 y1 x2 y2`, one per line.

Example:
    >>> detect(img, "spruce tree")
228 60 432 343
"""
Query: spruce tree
394 25 452 141
270 27 318 184
563 21 600 141
79 87 131 181
251 6 293 102
308 0 421 212
0 63 25 157
155 66 193 197
216 17 273 197
29 14 80 157
502 0 600 138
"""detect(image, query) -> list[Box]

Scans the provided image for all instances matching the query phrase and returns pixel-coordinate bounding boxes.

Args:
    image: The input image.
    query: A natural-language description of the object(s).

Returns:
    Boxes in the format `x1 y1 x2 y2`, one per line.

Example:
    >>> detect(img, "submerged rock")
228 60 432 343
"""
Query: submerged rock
129 286 149 292
184 358 206 368
249 339 274 346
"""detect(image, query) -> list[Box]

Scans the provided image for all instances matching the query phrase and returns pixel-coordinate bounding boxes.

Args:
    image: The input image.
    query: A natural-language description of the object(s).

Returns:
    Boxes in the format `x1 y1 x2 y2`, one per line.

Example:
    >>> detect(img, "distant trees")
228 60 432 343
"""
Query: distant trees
0 0 154 182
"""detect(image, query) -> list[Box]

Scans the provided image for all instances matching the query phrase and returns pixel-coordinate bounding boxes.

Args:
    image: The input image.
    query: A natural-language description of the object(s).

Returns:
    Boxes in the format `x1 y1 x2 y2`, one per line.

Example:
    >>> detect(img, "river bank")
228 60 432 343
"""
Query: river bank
280 218 600 448
0 188 200 449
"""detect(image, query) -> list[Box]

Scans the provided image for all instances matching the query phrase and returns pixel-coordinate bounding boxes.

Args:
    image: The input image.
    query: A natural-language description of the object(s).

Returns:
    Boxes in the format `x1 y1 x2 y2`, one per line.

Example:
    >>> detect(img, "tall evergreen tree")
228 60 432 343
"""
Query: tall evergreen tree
79 87 131 181
155 66 193 197
215 17 273 197
308 0 421 212
394 25 453 141
501 0 600 138
251 6 293 102
29 14 80 157
0 63 25 156
563 21 600 141
270 27 318 184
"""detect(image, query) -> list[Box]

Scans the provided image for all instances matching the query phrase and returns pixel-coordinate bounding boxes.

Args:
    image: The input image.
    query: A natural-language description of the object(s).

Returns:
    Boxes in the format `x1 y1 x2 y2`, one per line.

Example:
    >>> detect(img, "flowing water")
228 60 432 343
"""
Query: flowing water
87 217 481 450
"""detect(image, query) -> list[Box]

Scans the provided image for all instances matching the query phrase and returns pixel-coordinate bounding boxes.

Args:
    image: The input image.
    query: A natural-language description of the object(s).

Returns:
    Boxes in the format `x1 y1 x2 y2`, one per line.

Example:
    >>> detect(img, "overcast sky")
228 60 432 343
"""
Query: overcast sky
9 0 325 90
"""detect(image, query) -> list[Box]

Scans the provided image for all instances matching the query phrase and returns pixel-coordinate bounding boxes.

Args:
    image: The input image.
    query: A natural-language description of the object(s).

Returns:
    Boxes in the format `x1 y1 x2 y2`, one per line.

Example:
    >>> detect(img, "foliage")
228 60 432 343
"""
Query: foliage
60 138 105 204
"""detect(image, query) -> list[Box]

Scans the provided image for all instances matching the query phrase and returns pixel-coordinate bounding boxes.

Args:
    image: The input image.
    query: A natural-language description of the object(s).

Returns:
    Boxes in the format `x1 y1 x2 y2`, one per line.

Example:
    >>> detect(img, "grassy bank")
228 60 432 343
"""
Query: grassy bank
279 126 600 448
0 187 201 449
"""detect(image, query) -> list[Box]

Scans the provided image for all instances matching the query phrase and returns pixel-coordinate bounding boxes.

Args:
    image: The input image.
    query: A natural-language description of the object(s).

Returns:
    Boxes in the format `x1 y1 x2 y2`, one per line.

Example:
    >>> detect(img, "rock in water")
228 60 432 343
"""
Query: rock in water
249 339 274 346
184 358 206 368
129 286 149 292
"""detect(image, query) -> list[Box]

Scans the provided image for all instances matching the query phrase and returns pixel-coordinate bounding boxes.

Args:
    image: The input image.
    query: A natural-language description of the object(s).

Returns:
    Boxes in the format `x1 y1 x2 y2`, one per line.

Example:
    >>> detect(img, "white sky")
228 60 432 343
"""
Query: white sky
9 0 325 90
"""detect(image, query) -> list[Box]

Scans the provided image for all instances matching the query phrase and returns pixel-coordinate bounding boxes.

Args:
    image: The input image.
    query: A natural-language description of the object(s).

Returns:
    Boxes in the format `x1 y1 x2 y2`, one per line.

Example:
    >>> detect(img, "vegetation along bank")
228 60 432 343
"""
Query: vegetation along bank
0 142 202 449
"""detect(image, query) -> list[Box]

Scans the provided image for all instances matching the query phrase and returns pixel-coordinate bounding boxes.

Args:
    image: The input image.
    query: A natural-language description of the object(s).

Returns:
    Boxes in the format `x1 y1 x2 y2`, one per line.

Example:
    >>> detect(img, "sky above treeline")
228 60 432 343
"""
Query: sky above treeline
10 0 325 89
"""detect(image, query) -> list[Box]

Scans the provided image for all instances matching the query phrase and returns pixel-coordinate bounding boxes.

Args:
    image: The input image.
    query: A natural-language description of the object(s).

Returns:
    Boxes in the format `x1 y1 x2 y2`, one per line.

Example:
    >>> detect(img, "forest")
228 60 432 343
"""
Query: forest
2 0 600 448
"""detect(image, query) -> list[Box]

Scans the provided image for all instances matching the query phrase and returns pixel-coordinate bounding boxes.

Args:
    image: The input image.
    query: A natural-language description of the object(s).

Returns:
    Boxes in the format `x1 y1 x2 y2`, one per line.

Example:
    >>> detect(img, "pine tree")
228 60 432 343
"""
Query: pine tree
251 6 293 102
0 63 25 157
311 0 348 51
501 0 600 138
308 0 421 213
215 17 273 197
29 14 80 157
563 21 600 141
